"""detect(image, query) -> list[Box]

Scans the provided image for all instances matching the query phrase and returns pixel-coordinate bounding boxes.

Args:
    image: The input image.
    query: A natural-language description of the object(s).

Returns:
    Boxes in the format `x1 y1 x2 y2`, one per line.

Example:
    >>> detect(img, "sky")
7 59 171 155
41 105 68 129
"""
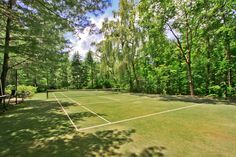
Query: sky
64 0 119 59
64 0 176 59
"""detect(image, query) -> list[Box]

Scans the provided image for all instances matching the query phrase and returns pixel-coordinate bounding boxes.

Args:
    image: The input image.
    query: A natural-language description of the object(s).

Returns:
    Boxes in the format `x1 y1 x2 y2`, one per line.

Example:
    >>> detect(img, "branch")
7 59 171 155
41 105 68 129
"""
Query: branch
35 0 68 22
94 52 102 59
9 57 32 69
35 0 58 16
185 12 191 56
166 23 186 59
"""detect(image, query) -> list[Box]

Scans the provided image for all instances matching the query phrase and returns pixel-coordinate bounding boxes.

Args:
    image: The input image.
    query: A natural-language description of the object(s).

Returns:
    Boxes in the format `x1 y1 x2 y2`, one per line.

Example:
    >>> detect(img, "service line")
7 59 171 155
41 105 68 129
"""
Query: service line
78 104 203 131
59 92 111 124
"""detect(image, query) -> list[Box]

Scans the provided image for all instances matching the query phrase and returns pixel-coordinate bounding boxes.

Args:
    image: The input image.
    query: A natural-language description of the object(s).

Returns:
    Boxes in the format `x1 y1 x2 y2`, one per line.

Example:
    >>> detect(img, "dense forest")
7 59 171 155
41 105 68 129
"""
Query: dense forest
1 0 236 98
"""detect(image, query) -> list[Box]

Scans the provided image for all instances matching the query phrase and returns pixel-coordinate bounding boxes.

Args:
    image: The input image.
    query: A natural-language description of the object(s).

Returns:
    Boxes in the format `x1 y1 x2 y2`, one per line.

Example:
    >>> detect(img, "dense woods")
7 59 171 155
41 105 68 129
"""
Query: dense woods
95 0 236 97
1 0 236 98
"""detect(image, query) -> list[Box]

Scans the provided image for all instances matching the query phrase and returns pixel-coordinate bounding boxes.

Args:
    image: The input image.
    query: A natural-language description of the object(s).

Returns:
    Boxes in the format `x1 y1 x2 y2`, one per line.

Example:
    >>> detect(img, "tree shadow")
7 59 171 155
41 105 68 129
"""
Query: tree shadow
127 146 166 157
159 95 217 104
130 93 235 105
0 99 135 157
158 95 236 105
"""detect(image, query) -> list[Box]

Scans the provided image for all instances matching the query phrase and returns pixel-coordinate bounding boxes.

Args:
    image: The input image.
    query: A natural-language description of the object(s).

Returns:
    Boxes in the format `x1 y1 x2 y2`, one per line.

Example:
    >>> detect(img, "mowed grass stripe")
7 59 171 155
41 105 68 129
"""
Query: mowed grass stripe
98 95 120 101
84 101 189 122
60 91 193 122
58 90 119 98
54 92 109 128
1 92 236 157
59 91 136 102
83 97 148 105
78 104 203 131
59 92 111 123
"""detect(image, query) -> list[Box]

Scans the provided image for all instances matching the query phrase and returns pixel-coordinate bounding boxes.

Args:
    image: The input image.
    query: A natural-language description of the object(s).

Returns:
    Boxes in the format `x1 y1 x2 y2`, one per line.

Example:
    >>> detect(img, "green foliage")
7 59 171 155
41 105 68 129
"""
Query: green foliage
6 85 37 97
0 0 111 94
5 84 15 94
94 0 236 97
1 0 235 98
71 52 88 89
209 85 222 97
17 85 37 97
227 86 235 97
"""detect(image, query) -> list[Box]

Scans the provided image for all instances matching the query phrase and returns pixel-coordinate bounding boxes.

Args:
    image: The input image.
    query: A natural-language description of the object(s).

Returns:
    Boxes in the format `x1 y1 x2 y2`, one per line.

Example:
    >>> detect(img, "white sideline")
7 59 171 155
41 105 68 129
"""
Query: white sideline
78 104 203 131
53 93 79 131
59 92 111 123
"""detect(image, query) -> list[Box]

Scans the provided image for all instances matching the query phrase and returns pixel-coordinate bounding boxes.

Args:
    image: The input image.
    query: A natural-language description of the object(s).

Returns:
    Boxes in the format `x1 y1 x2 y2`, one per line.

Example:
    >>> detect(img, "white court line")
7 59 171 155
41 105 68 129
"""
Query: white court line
59 92 111 124
85 101 114 105
99 96 120 101
53 93 79 131
82 97 148 105
78 104 203 131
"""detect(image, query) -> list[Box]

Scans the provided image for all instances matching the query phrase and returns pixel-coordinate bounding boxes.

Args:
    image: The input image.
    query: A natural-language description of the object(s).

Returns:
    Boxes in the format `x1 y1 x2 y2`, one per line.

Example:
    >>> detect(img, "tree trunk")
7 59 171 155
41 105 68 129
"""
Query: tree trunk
186 51 194 96
177 55 182 94
205 36 212 95
144 57 148 93
127 67 133 92
131 61 139 91
222 13 232 87
186 63 194 96
1 0 13 95
224 34 231 87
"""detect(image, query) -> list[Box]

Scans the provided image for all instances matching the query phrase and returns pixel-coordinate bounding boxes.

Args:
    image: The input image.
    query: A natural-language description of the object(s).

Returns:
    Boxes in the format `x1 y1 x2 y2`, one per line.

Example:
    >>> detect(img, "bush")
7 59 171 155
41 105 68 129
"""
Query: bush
6 85 37 97
102 80 112 88
37 85 47 92
5 85 15 94
209 85 222 97
226 86 235 97
18 85 37 97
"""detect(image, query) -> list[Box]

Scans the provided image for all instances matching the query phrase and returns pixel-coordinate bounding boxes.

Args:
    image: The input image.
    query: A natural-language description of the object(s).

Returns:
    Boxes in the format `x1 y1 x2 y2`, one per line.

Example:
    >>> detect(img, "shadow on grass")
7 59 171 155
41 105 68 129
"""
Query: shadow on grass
159 95 236 105
0 99 136 157
130 93 235 105
158 95 217 104
127 146 166 157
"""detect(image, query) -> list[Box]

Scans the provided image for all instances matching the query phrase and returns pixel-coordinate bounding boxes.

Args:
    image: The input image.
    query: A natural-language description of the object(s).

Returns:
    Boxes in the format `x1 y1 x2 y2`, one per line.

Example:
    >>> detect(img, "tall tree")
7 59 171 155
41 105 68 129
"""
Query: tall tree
0 0 111 93
85 50 95 88
71 52 88 89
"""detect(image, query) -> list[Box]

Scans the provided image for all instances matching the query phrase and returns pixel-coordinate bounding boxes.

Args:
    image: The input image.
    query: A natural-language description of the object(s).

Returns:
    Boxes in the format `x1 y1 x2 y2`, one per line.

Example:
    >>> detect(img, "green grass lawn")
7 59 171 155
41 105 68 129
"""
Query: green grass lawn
1 91 236 157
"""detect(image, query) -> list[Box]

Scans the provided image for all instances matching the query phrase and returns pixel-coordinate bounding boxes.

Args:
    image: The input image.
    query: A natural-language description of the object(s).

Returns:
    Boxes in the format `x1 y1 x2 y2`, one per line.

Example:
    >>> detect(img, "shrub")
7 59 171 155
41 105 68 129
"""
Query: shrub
102 80 112 88
209 85 222 97
5 85 15 94
17 85 37 97
6 85 37 97
226 86 235 97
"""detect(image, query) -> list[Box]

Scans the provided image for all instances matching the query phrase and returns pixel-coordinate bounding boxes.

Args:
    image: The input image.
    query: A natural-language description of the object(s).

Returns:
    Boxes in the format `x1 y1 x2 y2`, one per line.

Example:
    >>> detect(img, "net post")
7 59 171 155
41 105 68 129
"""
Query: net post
46 90 49 99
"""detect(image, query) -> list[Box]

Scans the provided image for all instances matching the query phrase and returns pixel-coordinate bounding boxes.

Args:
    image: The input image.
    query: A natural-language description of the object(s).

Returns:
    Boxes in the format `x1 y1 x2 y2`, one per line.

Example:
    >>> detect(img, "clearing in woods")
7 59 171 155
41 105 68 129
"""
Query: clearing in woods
1 90 236 157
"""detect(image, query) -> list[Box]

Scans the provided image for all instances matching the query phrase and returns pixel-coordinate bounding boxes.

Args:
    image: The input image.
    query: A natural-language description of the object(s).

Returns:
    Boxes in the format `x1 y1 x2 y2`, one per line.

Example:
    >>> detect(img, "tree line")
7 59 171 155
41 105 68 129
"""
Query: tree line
0 0 110 94
1 0 235 98
95 0 236 97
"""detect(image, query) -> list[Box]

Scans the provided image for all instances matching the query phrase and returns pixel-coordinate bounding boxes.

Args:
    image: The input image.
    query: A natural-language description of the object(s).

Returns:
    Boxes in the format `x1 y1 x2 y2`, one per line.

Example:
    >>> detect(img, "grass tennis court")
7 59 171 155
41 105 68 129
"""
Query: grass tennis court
53 91 201 131
1 90 236 157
